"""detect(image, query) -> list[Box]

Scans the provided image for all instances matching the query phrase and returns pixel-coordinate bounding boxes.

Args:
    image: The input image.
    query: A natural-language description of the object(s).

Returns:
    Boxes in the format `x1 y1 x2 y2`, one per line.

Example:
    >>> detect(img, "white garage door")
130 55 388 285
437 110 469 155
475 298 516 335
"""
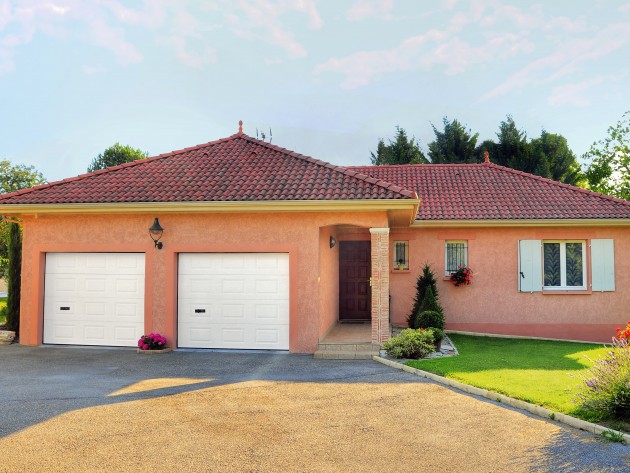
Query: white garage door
178 253 289 350
43 253 145 347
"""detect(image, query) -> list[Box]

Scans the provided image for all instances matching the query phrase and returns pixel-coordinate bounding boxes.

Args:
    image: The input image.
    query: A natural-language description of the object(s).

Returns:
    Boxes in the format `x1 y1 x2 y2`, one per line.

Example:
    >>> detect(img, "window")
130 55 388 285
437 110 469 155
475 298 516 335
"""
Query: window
543 241 586 290
393 241 409 270
519 239 615 293
445 240 468 276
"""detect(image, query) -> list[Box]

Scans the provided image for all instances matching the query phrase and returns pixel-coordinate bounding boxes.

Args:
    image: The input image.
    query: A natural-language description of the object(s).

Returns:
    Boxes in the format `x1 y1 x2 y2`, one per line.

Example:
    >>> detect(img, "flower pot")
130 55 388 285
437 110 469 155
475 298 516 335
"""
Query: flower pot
0 330 16 345
136 347 173 354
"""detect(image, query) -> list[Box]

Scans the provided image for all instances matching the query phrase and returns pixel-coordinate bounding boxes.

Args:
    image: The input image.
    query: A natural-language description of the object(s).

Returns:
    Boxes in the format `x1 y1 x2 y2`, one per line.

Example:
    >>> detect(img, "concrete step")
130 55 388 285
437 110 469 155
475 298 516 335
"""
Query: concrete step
314 342 381 360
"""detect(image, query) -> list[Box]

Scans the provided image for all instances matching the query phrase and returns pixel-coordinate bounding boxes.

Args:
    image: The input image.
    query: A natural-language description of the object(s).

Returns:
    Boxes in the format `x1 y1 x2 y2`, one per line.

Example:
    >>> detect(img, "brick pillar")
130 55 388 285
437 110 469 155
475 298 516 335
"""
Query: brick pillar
369 228 390 344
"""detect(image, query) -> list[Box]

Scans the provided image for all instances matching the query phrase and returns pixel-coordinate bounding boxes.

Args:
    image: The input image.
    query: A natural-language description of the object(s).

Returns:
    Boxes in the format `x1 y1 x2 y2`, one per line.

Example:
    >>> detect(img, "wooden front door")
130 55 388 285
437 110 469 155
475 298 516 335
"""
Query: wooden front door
339 241 372 321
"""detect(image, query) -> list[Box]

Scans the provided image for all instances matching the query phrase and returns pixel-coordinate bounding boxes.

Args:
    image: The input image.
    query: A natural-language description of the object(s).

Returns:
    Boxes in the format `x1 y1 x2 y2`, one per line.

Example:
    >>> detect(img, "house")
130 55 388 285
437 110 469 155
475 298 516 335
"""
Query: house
0 124 628 352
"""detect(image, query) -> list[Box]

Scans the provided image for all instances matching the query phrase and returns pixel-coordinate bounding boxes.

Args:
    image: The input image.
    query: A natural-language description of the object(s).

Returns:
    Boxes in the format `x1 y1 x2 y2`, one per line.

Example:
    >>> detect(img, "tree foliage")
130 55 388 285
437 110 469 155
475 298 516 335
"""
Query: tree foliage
0 160 46 194
0 161 46 279
87 143 149 172
428 117 479 164
407 264 442 328
530 131 582 185
371 116 582 184
585 111 630 200
370 127 427 165
476 116 582 185
5 223 21 333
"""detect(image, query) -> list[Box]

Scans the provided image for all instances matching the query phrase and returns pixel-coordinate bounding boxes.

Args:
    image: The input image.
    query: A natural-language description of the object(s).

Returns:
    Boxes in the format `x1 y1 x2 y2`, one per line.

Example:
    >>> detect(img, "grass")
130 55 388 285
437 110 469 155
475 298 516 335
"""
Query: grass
406 334 621 425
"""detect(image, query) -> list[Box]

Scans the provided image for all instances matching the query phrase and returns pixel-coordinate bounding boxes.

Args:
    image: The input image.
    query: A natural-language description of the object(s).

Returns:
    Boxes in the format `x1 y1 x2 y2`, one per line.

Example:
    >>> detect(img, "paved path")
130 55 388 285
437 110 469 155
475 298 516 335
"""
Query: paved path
0 345 627 472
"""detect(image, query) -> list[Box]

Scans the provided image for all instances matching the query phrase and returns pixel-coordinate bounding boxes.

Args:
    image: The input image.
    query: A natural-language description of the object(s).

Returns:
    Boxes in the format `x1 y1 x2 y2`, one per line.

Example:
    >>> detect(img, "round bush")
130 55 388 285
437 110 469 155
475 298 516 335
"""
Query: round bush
415 310 445 330
382 328 435 359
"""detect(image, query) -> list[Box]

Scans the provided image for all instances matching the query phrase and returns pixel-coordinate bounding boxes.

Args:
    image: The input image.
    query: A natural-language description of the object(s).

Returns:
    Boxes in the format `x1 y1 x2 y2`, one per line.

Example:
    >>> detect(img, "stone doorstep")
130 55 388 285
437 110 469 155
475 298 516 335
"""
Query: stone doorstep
316 343 380 351
314 342 381 360
314 350 379 360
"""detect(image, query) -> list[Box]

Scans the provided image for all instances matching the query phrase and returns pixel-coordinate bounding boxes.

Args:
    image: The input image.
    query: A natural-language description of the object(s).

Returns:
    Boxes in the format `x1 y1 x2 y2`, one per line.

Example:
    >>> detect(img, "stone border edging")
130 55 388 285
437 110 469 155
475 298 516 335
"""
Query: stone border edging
373 355 630 445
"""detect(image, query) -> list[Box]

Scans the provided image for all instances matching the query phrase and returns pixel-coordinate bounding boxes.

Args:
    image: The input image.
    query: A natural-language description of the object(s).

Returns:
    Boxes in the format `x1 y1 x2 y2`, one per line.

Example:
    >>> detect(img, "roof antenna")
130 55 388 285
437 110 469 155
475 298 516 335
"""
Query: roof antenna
269 128 273 144
260 131 266 141
256 128 259 139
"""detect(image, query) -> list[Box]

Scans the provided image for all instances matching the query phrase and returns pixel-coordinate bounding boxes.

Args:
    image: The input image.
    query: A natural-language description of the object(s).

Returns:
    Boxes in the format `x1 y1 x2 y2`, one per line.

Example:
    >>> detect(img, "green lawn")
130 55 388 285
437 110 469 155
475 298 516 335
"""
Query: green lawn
406 334 609 420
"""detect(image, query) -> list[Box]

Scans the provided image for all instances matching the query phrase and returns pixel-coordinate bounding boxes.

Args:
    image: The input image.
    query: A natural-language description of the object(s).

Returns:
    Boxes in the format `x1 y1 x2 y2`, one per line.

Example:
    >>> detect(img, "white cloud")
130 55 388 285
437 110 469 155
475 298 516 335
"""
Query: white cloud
315 29 448 88
346 0 394 21
159 35 217 68
547 77 606 106
480 22 630 101
314 25 535 88
226 0 323 59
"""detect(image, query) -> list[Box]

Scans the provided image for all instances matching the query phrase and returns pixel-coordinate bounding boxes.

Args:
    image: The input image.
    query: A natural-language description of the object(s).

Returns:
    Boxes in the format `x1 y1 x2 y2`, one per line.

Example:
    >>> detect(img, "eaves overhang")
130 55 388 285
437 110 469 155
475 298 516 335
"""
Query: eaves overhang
0 198 420 217
410 218 630 228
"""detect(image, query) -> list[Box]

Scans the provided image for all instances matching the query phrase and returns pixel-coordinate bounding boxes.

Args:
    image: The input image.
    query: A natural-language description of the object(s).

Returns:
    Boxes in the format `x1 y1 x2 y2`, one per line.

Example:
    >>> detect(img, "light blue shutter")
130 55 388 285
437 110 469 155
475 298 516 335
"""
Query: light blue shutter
591 239 615 291
519 240 542 292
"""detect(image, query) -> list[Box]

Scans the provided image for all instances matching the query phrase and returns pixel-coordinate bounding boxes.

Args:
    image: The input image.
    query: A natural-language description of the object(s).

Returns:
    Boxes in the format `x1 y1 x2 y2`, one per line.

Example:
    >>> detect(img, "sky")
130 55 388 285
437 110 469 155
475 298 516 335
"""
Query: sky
1 0 629 183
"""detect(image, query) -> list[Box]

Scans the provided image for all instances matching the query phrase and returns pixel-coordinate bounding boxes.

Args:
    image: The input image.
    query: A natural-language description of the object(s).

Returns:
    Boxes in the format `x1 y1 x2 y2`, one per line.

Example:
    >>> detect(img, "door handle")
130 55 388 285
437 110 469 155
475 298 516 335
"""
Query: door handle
520 272 525 279
369 277 372 287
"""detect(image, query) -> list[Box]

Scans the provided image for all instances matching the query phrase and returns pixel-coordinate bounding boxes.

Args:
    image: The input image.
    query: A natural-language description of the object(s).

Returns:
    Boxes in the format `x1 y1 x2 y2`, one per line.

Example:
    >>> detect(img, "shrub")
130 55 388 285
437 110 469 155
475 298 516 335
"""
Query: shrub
382 328 434 359
415 310 445 331
427 327 444 344
407 263 441 328
575 337 630 420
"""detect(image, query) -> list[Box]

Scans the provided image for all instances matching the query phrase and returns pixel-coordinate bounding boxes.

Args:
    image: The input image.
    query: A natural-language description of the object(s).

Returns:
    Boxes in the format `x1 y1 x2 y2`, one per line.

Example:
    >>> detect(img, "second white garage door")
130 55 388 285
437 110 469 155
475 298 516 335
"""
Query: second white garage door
178 253 289 350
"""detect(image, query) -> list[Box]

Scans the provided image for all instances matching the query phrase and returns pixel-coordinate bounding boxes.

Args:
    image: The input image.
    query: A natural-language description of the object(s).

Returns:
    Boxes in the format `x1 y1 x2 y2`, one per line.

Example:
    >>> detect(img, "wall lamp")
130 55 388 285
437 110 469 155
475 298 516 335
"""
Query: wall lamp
149 217 164 249
329 236 337 248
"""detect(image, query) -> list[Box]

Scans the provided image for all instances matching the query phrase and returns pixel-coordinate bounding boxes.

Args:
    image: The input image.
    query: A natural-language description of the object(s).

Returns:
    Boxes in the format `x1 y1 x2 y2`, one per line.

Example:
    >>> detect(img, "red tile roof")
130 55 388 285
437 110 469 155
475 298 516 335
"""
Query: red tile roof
348 163 630 220
0 134 416 205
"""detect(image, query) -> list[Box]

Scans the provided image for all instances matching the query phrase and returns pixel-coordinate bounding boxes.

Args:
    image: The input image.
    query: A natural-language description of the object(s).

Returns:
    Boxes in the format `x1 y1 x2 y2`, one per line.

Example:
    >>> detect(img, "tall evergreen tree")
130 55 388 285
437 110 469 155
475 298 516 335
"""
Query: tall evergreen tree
530 131 582 185
407 263 441 328
6 223 21 333
428 117 479 163
496 116 530 170
371 126 427 165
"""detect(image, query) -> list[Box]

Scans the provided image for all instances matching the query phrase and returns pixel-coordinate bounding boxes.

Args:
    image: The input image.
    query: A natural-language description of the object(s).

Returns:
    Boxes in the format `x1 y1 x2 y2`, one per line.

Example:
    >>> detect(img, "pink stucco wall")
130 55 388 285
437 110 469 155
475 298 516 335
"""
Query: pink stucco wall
19 211 387 353
318 226 339 340
389 226 630 343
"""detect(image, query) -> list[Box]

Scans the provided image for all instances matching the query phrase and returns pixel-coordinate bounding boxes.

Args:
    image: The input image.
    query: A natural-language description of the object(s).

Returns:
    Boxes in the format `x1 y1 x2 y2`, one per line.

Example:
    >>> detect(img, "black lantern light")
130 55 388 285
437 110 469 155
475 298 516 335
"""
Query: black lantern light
149 217 164 249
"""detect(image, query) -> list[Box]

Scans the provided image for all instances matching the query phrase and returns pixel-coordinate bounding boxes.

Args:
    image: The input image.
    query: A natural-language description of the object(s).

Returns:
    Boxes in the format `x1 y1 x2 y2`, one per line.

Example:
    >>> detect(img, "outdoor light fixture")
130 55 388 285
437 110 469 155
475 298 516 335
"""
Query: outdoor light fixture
329 236 337 248
149 217 164 249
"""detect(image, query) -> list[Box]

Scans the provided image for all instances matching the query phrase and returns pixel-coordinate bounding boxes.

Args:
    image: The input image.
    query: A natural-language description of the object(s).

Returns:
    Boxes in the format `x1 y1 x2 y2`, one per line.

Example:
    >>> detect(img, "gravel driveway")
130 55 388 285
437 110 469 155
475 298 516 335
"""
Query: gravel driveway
0 345 627 472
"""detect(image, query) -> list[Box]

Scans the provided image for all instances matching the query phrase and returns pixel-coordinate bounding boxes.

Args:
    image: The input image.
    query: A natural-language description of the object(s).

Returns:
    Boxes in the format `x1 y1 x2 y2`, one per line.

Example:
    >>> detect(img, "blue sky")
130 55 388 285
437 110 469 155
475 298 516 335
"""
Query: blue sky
1 0 629 182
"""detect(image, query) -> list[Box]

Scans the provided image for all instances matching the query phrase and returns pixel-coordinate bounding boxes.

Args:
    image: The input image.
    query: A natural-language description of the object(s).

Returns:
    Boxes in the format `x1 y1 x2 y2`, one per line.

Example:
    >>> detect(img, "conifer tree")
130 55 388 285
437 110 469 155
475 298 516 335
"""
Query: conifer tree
407 263 440 328
6 222 22 333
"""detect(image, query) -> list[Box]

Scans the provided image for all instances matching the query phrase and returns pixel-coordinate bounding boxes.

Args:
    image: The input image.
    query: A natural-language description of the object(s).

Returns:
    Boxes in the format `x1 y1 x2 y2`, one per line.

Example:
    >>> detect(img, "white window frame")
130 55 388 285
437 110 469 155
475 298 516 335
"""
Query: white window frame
393 241 409 270
445 240 468 276
543 240 587 291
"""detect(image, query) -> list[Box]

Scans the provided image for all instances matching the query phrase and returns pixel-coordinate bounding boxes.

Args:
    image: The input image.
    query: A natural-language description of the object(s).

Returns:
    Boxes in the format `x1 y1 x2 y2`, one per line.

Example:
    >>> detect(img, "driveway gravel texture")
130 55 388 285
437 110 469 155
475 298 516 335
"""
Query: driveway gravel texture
0 345 628 472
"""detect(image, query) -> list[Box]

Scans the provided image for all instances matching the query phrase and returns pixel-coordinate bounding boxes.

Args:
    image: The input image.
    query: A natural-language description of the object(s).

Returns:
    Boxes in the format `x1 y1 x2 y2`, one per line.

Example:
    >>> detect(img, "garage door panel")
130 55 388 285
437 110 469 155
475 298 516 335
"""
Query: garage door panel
44 253 145 347
178 253 289 350
178 324 289 349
